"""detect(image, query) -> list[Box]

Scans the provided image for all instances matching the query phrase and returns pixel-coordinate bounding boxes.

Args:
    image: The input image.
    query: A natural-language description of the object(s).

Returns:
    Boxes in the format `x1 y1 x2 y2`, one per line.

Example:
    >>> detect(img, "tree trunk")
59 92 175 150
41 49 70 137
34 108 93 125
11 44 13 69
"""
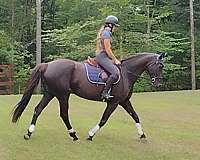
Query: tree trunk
147 0 157 35
11 0 15 34
145 0 150 34
11 0 15 63
36 0 42 93
189 0 196 90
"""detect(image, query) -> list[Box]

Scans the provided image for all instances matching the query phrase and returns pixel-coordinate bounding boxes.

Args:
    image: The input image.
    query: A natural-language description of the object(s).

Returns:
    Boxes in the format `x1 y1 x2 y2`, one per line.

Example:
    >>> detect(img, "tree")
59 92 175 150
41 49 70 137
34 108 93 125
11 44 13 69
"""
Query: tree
0 0 200 92
36 0 42 92
189 0 196 90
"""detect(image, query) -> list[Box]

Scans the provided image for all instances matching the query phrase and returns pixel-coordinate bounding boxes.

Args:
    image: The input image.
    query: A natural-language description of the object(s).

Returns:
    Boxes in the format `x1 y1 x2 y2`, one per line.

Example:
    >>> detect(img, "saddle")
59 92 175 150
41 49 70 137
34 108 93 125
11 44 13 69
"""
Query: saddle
85 56 98 67
84 56 120 85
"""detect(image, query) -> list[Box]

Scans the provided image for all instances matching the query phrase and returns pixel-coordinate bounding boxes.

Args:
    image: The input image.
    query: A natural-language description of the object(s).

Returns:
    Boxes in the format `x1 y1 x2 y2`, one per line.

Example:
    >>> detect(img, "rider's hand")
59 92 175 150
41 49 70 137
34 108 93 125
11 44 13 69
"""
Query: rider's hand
114 59 121 65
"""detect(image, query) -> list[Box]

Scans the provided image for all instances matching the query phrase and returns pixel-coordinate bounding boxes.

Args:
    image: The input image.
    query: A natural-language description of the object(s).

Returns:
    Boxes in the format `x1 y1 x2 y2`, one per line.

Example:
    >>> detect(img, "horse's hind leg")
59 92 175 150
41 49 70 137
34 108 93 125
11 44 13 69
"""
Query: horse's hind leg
119 100 146 140
57 95 78 141
24 92 54 140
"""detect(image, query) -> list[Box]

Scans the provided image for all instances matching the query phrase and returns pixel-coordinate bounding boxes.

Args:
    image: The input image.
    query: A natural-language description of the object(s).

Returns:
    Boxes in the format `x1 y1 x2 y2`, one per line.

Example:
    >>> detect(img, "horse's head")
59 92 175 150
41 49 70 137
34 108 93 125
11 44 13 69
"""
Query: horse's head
146 52 166 87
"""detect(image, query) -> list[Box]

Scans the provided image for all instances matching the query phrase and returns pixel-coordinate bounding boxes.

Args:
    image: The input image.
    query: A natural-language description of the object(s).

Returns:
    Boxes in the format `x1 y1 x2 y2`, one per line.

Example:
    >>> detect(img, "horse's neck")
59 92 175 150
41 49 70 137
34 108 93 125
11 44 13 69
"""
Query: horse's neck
122 56 148 86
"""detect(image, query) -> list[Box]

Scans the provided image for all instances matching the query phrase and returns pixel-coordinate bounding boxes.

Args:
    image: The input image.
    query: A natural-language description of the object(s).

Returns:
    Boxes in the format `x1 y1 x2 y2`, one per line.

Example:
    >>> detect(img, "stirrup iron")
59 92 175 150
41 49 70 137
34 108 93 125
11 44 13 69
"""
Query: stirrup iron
101 88 114 101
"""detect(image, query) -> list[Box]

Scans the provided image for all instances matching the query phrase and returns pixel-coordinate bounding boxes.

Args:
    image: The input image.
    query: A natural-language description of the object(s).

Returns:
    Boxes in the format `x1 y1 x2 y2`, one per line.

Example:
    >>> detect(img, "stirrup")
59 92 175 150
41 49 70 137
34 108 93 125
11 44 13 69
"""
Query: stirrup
101 94 114 102
101 89 114 101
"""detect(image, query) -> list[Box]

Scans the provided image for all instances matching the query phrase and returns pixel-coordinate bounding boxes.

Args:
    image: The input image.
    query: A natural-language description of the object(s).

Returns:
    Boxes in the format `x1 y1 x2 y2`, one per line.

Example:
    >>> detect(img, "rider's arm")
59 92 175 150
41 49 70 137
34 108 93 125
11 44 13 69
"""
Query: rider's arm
104 39 117 62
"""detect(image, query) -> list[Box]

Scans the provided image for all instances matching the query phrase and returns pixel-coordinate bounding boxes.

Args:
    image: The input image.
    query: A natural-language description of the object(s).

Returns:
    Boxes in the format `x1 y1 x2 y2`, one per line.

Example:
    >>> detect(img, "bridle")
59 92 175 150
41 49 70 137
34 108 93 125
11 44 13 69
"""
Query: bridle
151 76 163 83
146 59 164 83
123 54 165 84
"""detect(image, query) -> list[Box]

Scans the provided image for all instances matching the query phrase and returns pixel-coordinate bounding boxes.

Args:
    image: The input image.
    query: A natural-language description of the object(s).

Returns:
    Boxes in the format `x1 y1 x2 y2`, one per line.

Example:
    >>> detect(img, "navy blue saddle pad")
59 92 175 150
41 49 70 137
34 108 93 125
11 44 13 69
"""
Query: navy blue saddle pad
84 63 120 85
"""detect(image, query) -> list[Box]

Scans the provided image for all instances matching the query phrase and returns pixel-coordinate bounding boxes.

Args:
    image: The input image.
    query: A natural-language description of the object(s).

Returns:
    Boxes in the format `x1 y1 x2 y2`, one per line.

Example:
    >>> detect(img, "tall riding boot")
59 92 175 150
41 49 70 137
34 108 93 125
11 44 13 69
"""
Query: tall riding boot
101 76 116 101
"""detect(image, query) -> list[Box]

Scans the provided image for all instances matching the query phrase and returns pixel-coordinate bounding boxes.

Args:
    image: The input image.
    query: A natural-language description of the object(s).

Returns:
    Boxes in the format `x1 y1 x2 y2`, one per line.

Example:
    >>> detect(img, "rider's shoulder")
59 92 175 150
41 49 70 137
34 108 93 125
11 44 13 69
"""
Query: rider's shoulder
101 29 111 38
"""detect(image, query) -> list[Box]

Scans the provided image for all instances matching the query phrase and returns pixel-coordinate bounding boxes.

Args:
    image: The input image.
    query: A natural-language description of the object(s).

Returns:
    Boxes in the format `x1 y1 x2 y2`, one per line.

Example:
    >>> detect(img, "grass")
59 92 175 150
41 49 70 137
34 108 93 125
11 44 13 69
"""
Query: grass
0 90 200 160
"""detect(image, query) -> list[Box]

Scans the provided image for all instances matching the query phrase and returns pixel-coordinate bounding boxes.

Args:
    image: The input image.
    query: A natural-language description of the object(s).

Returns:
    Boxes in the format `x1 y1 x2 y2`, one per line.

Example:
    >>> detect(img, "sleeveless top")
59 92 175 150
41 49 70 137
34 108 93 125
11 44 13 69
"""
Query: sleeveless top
96 26 112 54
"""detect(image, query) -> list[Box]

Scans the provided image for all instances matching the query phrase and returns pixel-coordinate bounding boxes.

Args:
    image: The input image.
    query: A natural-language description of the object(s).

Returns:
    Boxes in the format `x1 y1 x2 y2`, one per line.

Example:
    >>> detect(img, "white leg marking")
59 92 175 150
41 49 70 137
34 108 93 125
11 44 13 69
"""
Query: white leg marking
88 124 100 137
68 128 75 133
135 123 144 136
28 124 35 133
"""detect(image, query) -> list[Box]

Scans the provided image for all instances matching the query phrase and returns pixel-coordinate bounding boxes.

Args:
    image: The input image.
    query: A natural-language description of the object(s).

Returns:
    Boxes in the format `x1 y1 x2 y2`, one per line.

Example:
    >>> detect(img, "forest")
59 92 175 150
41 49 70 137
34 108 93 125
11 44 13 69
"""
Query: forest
0 0 199 93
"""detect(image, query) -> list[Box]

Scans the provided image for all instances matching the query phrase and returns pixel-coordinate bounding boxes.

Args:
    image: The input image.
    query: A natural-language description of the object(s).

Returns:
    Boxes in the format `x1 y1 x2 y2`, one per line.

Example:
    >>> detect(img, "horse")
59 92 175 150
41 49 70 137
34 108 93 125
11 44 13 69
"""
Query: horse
12 52 166 141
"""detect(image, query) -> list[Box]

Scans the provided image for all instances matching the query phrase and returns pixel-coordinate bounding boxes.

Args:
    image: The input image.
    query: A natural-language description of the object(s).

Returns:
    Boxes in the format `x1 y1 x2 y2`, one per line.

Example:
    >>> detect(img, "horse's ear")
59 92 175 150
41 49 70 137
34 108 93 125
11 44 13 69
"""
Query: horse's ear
158 52 167 60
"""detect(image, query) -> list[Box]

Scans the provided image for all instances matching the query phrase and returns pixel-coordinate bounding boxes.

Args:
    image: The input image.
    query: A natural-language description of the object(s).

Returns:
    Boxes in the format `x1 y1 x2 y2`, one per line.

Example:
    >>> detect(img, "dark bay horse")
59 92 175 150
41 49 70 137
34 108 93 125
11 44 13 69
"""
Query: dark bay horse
12 52 165 141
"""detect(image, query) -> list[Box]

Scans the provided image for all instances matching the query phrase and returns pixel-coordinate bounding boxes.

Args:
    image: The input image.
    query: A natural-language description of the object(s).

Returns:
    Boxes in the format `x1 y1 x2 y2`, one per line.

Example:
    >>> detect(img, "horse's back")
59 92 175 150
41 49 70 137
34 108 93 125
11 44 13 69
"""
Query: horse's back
45 59 76 76
43 59 78 93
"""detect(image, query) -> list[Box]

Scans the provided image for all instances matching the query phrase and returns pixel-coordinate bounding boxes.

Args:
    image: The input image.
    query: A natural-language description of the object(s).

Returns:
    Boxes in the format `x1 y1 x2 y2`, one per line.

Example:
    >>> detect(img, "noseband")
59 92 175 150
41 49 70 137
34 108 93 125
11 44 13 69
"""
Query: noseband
146 60 164 83
151 76 163 83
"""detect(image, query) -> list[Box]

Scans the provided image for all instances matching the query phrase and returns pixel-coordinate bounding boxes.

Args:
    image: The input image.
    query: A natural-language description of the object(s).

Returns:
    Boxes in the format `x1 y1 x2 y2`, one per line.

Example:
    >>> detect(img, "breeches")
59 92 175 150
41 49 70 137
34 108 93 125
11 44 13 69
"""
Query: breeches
96 52 119 80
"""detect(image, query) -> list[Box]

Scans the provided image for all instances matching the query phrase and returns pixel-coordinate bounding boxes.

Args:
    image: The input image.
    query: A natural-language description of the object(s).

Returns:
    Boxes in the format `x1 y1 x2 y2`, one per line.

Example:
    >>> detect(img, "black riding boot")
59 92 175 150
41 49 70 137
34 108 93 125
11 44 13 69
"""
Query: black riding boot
101 76 116 101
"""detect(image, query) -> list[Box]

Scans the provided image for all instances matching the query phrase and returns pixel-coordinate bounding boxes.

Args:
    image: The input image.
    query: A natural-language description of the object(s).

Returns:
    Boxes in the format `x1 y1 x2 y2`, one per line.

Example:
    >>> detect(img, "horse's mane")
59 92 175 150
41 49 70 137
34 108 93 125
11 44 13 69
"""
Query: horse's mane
121 52 157 63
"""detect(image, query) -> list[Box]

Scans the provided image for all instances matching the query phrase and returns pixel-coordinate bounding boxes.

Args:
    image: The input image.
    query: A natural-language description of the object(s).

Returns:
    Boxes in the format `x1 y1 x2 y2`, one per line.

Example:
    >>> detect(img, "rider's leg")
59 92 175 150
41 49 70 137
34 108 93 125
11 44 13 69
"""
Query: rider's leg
101 75 117 99
96 52 119 100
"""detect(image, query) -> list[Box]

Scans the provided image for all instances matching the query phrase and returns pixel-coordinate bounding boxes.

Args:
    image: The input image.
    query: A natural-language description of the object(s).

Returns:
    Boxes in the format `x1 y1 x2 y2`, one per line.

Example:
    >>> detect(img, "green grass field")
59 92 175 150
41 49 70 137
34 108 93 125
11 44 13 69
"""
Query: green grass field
0 90 200 160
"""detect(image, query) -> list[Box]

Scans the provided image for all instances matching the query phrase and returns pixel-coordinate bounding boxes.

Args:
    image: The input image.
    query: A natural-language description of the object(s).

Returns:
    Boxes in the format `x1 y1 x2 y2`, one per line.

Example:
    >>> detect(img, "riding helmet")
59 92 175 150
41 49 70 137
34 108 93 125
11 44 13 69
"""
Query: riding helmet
105 15 120 27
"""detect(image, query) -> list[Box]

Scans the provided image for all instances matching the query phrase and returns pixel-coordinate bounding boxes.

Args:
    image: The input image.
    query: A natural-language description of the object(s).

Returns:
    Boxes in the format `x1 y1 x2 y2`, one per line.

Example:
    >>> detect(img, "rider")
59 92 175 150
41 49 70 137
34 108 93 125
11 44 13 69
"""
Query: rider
96 15 121 101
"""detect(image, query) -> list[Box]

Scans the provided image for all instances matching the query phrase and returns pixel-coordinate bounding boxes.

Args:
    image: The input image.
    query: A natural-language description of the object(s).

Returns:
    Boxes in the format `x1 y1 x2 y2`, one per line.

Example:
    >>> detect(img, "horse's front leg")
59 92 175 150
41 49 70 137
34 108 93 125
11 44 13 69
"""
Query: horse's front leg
119 100 146 140
87 101 118 141
57 95 78 141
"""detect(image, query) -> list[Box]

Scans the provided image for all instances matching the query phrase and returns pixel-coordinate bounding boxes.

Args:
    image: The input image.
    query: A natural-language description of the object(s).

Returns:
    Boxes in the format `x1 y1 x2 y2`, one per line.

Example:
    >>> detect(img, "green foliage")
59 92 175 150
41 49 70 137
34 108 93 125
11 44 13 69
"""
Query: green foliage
12 47 31 94
0 31 14 64
0 0 200 93
43 19 101 61
0 30 31 93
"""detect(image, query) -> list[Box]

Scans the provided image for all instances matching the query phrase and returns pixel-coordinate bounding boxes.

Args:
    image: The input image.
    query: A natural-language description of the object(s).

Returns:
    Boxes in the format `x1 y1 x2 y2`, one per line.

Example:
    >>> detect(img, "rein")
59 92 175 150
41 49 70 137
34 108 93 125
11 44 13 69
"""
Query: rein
130 71 163 84
127 71 152 82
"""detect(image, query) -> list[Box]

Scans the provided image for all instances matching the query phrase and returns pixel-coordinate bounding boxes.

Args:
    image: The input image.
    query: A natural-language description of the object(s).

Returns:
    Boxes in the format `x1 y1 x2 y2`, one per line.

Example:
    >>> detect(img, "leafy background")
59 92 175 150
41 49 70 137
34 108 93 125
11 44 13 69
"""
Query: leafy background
0 0 199 93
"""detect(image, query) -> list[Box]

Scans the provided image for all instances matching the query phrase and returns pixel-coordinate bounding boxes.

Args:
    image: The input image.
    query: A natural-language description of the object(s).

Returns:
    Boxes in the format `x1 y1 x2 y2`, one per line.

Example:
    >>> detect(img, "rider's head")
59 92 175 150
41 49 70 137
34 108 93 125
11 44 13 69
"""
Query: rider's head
105 15 119 31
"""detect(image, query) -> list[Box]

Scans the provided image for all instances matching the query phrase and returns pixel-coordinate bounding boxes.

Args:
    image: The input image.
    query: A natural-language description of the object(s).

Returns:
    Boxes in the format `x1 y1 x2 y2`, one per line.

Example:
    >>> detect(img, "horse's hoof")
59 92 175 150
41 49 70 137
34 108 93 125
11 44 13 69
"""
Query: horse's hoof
69 132 78 141
87 136 93 141
73 136 79 141
140 134 146 139
24 134 30 140
140 134 147 143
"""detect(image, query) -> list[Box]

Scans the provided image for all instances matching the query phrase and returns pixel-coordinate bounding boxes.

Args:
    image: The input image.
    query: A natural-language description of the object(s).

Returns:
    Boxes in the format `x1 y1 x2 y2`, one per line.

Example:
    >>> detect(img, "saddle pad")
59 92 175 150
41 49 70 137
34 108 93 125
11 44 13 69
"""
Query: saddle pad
84 63 120 85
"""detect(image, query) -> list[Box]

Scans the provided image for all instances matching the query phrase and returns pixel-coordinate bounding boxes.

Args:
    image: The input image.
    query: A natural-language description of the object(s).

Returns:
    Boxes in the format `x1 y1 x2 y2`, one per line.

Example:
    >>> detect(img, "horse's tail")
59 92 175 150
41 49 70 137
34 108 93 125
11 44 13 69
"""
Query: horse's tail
12 63 48 123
